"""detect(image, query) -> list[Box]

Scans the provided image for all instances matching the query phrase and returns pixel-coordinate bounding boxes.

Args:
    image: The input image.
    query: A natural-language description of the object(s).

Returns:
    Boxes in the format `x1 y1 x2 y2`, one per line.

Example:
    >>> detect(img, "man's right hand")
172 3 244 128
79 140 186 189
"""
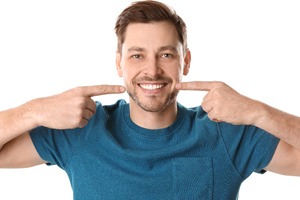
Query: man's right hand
29 85 126 129
0 85 125 168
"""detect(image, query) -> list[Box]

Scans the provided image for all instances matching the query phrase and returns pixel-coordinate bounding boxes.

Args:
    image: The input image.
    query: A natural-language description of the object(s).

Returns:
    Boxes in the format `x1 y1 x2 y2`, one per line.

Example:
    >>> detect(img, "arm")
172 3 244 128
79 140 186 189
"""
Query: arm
254 104 300 176
176 81 300 175
0 85 125 168
0 98 51 168
253 103 300 150
233 99 300 175
0 103 45 168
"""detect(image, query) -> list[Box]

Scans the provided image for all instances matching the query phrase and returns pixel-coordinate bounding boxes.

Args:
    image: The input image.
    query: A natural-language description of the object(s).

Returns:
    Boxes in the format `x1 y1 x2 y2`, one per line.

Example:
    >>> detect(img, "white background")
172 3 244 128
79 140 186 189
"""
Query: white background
0 0 300 199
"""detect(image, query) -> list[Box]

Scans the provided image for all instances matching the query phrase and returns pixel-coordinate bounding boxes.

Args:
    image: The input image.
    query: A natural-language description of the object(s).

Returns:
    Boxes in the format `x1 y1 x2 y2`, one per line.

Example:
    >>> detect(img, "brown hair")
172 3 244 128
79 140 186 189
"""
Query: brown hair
115 0 187 53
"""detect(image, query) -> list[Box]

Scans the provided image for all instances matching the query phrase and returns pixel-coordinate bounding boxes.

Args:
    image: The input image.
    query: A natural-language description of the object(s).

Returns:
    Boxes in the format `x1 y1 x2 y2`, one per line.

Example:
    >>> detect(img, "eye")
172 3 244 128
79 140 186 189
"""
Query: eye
161 53 173 58
131 54 142 59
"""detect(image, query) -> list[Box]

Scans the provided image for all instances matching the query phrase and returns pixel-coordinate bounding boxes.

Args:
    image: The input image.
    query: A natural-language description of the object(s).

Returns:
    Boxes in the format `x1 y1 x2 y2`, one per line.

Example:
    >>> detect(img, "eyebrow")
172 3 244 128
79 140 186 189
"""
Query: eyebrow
159 45 178 52
127 45 178 53
127 47 145 53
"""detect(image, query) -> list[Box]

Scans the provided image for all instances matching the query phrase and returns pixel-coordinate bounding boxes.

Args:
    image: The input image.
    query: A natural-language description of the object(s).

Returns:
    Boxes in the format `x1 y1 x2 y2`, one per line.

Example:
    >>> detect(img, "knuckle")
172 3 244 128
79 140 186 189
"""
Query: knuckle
73 86 85 95
74 97 87 108
74 117 84 127
78 120 88 128
101 86 107 93
219 81 228 88
214 81 225 88
79 98 87 108
88 111 94 119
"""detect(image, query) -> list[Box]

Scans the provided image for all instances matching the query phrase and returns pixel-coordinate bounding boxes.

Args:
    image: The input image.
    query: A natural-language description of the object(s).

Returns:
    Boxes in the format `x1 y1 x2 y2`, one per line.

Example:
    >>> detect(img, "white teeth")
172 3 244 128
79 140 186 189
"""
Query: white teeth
140 84 164 90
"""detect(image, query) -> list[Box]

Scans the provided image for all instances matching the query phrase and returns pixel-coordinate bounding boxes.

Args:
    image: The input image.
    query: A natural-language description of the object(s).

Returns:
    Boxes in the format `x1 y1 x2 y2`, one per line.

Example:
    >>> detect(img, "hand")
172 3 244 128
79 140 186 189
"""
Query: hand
176 81 260 125
29 85 126 129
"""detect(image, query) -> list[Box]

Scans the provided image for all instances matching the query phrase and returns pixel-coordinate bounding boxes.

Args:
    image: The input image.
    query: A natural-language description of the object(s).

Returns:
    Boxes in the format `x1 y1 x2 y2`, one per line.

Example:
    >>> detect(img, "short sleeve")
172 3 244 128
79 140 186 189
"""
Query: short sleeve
219 122 280 179
30 126 83 169
29 101 115 170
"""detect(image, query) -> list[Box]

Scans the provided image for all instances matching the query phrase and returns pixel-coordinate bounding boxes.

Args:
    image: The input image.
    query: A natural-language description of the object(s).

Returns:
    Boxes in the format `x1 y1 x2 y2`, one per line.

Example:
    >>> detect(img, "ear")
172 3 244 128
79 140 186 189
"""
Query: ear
183 49 191 76
116 52 123 77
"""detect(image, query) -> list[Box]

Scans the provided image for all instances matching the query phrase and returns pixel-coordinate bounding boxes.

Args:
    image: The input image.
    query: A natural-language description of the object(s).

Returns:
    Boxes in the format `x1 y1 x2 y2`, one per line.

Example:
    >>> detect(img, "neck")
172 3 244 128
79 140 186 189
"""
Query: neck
129 101 178 130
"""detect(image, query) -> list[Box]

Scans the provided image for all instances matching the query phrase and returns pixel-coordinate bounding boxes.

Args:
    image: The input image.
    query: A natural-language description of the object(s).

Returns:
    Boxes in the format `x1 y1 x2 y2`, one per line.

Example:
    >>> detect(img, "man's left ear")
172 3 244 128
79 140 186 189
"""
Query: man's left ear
116 53 123 77
183 50 191 75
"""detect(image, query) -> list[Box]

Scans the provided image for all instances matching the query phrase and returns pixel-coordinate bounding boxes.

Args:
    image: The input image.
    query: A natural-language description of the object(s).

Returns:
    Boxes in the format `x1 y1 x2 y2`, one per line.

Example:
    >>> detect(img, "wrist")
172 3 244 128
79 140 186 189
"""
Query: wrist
20 98 44 128
250 100 272 127
244 99 265 126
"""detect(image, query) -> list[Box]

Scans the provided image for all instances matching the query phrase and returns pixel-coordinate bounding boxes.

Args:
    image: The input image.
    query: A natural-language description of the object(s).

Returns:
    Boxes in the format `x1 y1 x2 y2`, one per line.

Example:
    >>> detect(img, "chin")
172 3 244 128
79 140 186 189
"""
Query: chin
138 97 177 113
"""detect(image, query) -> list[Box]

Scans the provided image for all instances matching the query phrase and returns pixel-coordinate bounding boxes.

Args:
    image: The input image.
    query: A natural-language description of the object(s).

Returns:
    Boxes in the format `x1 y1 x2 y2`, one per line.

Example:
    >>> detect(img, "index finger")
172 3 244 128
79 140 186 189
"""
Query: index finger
79 85 126 97
176 81 220 91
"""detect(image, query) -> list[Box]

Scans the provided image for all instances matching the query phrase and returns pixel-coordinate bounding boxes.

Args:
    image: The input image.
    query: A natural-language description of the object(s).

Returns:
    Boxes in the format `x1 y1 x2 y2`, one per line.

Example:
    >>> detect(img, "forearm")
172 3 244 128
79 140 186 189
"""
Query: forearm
254 102 300 150
0 101 39 149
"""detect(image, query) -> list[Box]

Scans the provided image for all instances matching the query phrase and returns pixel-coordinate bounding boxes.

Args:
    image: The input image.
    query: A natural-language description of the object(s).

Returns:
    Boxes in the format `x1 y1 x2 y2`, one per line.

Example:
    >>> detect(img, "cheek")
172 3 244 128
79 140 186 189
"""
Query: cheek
117 67 123 77
121 62 140 80
122 76 130 90
121 69 133 85
168 67 183 82
176 74 183 83
178 74 182 82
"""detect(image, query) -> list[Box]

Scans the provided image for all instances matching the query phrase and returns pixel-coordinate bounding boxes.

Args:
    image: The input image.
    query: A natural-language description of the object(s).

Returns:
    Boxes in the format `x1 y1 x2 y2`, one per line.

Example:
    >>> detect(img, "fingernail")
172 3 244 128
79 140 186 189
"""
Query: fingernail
120 86 126 92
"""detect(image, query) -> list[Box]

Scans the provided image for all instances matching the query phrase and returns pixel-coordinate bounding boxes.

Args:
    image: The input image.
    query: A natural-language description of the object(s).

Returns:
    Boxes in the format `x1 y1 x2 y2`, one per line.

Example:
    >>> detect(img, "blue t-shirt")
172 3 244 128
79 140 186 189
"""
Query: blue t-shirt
30 100 279 200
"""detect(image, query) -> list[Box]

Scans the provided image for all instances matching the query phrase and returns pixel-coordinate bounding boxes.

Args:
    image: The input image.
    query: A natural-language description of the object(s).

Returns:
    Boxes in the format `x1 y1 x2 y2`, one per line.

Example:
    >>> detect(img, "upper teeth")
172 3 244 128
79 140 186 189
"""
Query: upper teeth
140 84 164 90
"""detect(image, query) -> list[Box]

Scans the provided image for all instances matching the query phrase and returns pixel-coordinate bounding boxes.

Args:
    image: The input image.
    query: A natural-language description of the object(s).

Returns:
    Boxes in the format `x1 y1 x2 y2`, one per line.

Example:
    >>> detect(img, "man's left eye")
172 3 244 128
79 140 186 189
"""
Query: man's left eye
162 53 172 58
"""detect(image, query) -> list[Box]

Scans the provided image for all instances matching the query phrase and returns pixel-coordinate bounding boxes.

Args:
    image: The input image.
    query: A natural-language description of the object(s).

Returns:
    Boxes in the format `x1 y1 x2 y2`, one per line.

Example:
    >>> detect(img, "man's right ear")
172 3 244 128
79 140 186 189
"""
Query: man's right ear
116 53 123 77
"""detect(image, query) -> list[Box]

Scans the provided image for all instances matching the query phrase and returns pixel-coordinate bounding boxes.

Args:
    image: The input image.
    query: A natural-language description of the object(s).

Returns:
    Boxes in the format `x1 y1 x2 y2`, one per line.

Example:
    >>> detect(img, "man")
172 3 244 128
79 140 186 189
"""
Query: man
0 1 300 199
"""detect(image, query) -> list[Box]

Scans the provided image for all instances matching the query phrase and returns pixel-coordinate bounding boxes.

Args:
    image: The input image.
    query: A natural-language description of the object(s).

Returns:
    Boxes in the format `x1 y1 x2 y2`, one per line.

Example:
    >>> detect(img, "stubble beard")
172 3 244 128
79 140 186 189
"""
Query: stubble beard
127 76 179 113
128 89 178 113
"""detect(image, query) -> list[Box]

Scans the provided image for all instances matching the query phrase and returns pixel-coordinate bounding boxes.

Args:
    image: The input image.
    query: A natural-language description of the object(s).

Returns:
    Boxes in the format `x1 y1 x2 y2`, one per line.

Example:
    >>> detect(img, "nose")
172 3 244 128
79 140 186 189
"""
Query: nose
143 57 163 77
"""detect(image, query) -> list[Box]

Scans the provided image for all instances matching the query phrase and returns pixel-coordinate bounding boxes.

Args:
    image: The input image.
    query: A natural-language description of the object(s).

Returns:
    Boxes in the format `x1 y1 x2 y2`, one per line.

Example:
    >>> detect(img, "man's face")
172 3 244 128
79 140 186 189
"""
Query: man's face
116 21 190 112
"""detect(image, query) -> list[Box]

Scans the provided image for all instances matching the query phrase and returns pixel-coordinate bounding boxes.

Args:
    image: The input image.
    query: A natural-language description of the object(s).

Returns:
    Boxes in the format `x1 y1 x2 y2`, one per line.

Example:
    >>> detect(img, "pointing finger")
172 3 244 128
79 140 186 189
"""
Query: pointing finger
76 85 126 97
176 81 221 91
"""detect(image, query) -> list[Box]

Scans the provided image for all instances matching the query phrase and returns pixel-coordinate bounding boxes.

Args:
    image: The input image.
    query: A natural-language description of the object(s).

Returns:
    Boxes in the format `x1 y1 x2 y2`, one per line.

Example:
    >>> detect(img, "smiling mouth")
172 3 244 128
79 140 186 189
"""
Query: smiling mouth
139 83 167 90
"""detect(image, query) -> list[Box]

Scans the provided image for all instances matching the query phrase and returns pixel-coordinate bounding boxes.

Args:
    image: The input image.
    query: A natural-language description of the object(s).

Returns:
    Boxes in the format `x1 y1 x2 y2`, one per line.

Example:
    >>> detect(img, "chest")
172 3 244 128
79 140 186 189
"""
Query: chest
66 134 240 200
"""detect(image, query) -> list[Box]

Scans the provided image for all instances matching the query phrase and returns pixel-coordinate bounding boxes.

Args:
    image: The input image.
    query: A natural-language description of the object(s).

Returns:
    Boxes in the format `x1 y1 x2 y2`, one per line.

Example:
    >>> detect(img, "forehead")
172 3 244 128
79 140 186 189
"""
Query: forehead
122 21 181 51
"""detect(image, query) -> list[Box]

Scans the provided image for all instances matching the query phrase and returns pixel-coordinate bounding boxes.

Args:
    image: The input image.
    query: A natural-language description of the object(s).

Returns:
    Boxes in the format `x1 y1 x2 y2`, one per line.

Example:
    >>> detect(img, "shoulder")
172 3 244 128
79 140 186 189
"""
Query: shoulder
94 99 128 116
